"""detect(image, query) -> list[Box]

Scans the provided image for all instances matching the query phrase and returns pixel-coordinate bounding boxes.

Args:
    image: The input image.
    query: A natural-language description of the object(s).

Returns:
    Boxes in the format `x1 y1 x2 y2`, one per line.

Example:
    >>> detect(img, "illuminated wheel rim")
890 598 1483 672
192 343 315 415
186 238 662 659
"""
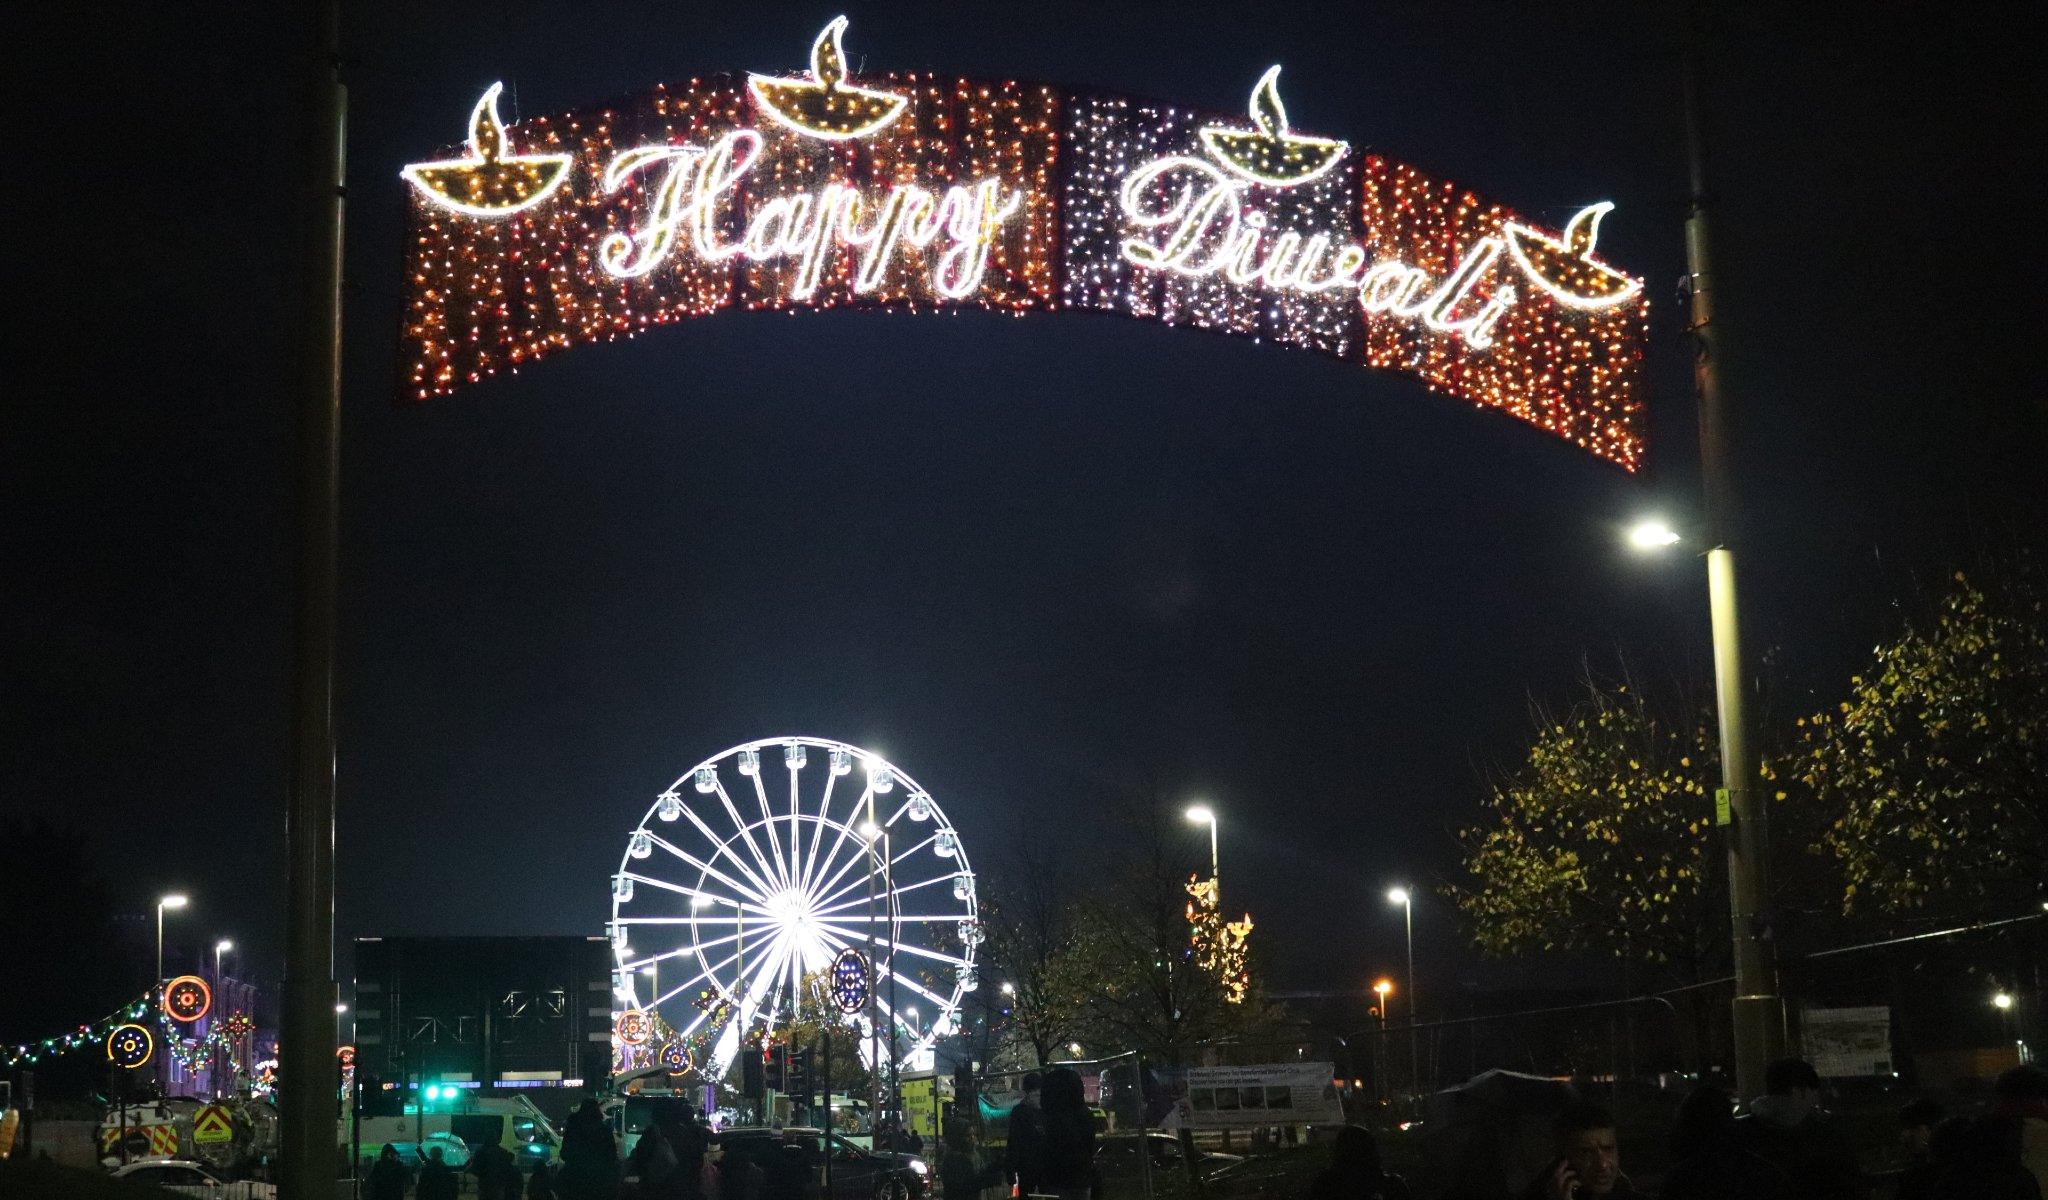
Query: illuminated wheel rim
610 737 980 1077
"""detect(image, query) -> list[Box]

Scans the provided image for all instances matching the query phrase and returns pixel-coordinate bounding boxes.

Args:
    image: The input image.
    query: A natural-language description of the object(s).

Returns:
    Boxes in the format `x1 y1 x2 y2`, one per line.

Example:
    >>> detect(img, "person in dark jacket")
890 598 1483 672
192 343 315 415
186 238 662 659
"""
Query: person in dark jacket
939 1121 993 1200
417 1147 459 1200
559 1099 620 1200
1307 1125 1412 1200
473 1141 521 1200
1519 1103 1647 1199
526 1159 559 1200
1006 1071 1046 1198
368 1143 409 1200
1658 1084 1793 1200
1733 1059 1862 1200
1038 1067 1097 1200
1919 1113 2044 1200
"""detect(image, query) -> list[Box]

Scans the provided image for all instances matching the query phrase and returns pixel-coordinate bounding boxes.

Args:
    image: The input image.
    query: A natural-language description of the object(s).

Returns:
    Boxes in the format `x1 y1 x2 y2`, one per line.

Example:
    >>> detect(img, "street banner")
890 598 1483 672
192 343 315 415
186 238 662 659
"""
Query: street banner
1156 1062 1344 1129
1803 1006 1893 1078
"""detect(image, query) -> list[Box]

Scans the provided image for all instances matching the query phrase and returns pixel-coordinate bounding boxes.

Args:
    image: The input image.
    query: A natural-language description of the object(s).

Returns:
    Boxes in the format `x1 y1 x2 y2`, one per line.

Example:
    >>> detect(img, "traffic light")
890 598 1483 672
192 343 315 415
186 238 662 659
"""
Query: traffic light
742 1049 764 1098
764 1044 785 1093
786 1047 812 1102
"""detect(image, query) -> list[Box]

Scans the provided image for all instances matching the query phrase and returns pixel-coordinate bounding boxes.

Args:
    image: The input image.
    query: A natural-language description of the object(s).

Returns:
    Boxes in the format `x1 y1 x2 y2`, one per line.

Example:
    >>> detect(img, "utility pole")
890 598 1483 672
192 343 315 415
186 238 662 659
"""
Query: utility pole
1683 11 1784 1100
282 0 345 1193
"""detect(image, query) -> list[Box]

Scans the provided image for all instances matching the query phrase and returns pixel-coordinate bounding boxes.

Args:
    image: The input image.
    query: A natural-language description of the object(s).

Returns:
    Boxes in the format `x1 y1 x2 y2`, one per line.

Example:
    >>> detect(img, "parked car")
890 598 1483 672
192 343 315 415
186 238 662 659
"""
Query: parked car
108 1159 275 1198
716 1126 928 1200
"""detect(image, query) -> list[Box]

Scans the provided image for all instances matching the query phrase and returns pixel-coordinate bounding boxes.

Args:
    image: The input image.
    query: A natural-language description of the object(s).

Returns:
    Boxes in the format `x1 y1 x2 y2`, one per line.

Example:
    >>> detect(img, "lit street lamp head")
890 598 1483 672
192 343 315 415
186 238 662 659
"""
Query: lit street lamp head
1994 992 2014 1011
1184 805 1215 826
1386 887 1409 906
215 939 233 954
1373 979 1392 996
160 895 189 910
1627 518 1682 551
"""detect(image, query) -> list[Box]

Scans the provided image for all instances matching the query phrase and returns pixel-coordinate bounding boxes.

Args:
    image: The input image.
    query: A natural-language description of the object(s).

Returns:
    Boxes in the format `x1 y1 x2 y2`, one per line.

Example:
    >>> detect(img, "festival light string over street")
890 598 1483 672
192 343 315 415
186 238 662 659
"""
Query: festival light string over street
400 15 1648 468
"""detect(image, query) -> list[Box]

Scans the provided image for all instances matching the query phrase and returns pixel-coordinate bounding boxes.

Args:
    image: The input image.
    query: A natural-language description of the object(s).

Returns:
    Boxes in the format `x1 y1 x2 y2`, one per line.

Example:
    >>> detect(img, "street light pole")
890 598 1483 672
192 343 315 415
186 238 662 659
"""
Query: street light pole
1388 889 1417 1096
1185 805 1219 896
215 940 233 986
156 895 188 988
1682 22 1784 1100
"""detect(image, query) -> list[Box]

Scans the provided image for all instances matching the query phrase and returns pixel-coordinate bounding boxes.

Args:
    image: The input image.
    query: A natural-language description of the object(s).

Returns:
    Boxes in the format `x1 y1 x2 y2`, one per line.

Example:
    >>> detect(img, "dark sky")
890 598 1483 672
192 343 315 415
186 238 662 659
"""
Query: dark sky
7 0 2042 1015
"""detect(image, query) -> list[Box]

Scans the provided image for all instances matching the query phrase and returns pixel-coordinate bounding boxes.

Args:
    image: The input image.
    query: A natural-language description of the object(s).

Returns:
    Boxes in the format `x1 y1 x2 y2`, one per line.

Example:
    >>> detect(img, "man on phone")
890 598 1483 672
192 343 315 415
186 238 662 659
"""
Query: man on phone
1523 1102 1645 1199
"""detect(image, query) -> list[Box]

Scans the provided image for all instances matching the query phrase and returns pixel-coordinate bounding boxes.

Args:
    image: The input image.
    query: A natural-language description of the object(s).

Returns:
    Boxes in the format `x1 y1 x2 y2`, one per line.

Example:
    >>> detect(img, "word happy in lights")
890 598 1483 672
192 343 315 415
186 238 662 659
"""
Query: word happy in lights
599 129 1024 299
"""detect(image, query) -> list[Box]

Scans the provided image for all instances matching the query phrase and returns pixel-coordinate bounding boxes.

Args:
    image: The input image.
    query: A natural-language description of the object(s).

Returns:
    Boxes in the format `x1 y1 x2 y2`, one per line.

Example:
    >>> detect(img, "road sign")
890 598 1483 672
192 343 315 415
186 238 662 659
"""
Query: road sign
192 1105 233 1145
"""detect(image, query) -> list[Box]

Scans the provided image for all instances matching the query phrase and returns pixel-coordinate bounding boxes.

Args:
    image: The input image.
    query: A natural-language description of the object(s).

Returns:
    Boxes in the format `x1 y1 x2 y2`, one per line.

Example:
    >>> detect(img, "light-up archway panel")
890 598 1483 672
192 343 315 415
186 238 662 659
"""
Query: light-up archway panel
402 22 1647 467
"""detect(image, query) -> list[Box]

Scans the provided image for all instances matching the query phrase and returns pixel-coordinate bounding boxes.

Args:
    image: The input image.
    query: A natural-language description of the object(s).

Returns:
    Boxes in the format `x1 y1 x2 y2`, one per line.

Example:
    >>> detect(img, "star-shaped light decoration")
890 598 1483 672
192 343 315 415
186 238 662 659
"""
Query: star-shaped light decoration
1501 202 1643 310
1198 66 1348 187
748 16 908 140
401 82 574 217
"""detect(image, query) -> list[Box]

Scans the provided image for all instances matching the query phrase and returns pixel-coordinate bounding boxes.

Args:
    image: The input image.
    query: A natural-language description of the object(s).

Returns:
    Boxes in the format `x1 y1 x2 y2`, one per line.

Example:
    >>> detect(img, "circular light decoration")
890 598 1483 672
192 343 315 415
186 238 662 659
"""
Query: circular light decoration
162 975 213 1023
829 948 872 1014
107 1023 154 1069
611 737 980 1078
615 1009 652 1047
657 1040 692 1075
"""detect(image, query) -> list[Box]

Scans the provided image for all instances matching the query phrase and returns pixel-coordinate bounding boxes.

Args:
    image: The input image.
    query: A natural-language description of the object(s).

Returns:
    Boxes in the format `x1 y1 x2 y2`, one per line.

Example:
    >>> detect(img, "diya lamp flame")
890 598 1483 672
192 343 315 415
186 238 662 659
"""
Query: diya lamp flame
1198 65 1348 187
1501 201 1643 309
748 15 908 140
401 82 574 217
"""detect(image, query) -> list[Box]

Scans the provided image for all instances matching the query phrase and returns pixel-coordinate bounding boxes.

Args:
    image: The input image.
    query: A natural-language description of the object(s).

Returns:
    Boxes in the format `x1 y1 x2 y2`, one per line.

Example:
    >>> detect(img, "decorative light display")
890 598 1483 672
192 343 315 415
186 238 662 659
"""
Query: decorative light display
106 1023 155 1070
748 17 908 141
220 1011 255 1041
403 83 575 217
615 1009 652 1046
609 737 979 1078
829 947 872 1013
1198 67 1347 186
162 975 213 1023
657 1039 692 1075
1185 874 1253 1004
400 44 1646 467
6 996 153 1068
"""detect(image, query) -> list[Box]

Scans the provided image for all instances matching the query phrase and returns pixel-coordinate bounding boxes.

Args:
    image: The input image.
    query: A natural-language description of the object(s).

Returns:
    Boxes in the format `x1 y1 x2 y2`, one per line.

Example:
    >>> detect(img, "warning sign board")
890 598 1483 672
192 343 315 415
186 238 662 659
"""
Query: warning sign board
193 1105 233 1145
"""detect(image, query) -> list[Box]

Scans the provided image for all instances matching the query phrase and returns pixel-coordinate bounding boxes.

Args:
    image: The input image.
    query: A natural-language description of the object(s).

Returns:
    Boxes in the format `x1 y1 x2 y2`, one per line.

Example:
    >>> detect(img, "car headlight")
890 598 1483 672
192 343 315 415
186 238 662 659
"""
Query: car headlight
908 1160 928 1175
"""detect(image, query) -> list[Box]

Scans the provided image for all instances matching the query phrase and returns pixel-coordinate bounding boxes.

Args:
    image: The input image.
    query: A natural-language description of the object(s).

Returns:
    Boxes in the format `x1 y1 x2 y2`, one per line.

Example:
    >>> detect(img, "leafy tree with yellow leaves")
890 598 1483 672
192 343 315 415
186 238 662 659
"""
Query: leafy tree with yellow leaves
1452 677 1732 983
1797 572 2048 915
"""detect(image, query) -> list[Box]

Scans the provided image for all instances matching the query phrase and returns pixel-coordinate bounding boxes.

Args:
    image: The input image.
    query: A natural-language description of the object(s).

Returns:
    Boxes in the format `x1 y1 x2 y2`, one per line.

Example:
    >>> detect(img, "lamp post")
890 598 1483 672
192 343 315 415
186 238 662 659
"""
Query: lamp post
156 895 189 987
1185 805 1219 896
1372 980 1392 1102
215 939 233 985
1386 889 1417 1096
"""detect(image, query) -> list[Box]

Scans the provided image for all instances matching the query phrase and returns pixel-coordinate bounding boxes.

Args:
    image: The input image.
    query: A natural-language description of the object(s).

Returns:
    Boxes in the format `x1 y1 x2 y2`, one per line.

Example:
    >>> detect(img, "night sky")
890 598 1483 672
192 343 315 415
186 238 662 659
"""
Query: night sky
7 0 2041 1015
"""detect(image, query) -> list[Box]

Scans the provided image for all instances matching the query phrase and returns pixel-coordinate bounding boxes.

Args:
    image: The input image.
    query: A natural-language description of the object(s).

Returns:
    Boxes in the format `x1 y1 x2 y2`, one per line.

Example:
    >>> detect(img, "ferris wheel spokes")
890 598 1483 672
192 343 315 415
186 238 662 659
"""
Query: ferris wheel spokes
797 782 876 901
744 767 791 889
639 829 776 908
707 778 789 894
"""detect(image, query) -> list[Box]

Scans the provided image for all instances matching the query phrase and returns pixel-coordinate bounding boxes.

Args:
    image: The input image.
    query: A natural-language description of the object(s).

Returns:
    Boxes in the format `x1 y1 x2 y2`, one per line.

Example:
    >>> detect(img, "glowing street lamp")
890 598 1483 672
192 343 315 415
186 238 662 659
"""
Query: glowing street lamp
1386 889 1417 1096
156 895 189 986
1372 979 1393 1101
1626 511 1783 1094
1185 805 1219 895
214 939 233 984
1000 981 1015 996
1994 992 2014 1011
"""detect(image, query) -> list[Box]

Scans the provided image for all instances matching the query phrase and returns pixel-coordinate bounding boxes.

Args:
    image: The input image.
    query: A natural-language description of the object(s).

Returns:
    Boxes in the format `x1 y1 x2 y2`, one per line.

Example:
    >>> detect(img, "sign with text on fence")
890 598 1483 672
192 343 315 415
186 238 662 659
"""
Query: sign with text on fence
400 17 1648 469
1803 1006 1892 1079
1158 1061 1345 1129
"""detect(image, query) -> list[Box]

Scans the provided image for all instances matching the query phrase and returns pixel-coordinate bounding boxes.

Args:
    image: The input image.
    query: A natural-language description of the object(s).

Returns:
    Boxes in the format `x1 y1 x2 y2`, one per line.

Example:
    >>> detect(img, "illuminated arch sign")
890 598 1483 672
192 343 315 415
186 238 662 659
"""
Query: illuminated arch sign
402 18 1647 467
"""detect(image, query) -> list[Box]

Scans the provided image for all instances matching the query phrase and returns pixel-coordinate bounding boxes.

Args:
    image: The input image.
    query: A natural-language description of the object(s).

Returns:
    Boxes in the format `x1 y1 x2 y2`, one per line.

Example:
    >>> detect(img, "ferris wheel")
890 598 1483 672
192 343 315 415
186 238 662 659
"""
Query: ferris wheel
609 737 981 1077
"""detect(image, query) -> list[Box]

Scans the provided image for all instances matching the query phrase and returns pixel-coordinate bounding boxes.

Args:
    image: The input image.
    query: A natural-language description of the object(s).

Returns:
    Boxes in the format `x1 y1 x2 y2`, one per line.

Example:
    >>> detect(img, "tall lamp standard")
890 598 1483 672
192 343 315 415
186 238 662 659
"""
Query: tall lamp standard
215 939 234 985
156 895 189 987
1386 888 1418 1096
1185 805 1219 895
1372 980 1393 1102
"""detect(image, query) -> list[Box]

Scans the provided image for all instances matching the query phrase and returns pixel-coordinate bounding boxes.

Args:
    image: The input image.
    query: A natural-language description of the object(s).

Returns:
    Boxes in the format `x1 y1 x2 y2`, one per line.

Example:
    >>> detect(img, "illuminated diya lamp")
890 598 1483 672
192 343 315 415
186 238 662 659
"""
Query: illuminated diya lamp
748 15 908 140
401 82 573 217
1501 201 1643 309
1198 65 1348 187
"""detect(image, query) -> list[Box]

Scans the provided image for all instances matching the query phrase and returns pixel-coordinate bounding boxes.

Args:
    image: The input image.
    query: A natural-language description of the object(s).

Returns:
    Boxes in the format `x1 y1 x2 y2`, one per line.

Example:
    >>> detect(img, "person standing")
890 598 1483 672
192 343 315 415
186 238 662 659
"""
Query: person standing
526 1159 559 1200
1006 1072 1045 1199
1734 1059 1862 1200
1306 1125 1411 1200
1659 1085 1792 1199
1996 1064 2048 1192
368 1144 409 1200
559 1099 620 1200
1519 1103 1647 1199
1037 1068 1097 1200
417 1147 459 1200
473 1140 521 1200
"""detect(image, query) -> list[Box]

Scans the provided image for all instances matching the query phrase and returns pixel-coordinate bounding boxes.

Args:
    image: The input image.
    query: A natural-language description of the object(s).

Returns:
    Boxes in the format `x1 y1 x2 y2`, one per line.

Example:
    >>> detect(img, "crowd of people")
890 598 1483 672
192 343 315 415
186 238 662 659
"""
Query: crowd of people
1307 1059 2048 1200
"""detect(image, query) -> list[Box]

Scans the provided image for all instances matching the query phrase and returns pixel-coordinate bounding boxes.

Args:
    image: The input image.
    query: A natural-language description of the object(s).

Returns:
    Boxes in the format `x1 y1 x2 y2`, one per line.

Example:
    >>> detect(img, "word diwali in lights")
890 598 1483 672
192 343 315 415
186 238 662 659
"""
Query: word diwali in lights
598 129 1024 299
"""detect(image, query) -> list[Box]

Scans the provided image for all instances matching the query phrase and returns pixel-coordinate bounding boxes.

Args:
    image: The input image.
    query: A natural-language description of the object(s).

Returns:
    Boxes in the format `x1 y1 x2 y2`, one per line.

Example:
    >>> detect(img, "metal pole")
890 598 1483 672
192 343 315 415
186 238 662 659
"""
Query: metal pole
1684 18 1783 1100
822 1025 832 1197
1403 897 1417 1098
155 905 163 988
282 0 345 1192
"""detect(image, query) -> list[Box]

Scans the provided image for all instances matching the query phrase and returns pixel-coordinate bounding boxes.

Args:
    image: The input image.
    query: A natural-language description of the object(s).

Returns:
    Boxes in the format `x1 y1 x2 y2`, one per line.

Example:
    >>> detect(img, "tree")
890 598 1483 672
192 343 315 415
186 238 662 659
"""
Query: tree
1451 678 1731 982
1797 572 2048 915
978 822 1091 1067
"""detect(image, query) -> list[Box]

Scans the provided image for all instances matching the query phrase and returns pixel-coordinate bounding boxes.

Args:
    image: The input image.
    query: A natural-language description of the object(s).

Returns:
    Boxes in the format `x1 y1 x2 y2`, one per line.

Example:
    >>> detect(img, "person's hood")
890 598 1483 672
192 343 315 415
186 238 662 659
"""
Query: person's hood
1746 1094 1808 1128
